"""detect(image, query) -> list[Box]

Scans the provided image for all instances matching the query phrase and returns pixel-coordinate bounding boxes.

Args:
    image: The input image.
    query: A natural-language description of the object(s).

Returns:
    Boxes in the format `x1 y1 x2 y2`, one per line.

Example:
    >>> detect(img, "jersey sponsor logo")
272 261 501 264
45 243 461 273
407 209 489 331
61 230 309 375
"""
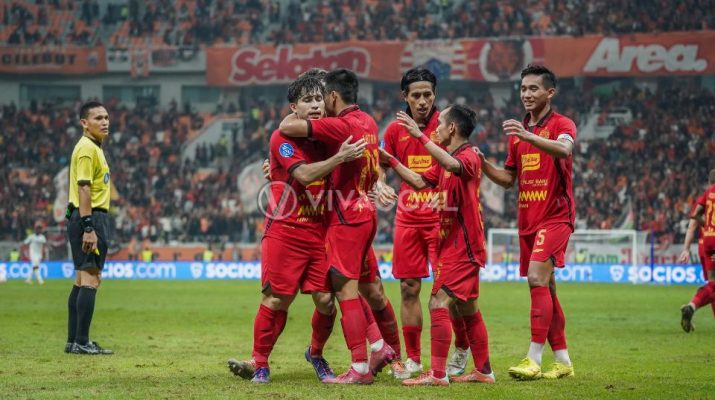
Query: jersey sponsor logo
407 155 432 172
279 143 294 158
304 179 324 189
583 38 707 74
103 172 110 184
519 190 548 202
406 191 437 204
521 153 540 173
296 204 325 217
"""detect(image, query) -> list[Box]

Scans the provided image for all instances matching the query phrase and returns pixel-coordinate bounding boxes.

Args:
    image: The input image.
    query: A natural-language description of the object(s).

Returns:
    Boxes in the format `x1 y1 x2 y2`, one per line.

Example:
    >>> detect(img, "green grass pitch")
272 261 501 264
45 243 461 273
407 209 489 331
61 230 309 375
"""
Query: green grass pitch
1 280 713 399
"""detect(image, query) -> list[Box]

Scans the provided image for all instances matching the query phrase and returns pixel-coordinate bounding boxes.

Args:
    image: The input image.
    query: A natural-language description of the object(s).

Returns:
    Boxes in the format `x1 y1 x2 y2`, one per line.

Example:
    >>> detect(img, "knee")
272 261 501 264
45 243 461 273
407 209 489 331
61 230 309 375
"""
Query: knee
313 292 335 314
400 280 421 301
262 294 292 311
428 295 450 311
527 272 549 288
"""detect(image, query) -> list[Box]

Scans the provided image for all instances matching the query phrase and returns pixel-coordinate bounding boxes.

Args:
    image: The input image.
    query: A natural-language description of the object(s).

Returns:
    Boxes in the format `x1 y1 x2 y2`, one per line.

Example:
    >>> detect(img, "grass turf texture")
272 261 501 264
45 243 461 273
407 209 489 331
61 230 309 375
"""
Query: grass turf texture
1 280 713 399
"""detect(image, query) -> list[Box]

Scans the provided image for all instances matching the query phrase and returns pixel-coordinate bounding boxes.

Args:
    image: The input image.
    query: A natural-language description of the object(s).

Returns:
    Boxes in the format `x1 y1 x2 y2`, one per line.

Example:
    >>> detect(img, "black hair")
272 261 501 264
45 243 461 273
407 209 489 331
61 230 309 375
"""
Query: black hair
79 101 104 119
287 76 325 103
299 68 328 82
324 69 358 104
709 169 715 184
400 67 437 93
444 104 477 139
521 64 557 89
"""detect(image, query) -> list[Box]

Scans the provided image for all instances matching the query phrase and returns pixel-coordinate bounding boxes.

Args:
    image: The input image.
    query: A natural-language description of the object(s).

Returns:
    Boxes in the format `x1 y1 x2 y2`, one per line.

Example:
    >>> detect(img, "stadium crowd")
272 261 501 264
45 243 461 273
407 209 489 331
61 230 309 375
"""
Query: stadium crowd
1 81 712 248
2 0 714 46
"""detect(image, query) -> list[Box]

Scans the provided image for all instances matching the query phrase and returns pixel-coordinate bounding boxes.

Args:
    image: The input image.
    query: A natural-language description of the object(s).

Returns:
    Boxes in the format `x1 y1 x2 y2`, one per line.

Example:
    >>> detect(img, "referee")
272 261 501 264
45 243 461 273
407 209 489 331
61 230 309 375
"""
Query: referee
65 101 113 355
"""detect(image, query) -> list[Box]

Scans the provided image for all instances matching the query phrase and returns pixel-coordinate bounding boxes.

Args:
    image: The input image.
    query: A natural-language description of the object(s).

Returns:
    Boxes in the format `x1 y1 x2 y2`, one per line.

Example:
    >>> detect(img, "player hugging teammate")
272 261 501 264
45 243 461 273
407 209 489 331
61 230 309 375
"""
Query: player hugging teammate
230 64 577 385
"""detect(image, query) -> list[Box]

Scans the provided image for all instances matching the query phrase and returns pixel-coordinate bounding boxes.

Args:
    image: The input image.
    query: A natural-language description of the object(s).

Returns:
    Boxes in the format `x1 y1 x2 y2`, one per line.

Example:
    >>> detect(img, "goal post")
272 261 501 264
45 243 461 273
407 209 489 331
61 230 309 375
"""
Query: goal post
487 228 640 270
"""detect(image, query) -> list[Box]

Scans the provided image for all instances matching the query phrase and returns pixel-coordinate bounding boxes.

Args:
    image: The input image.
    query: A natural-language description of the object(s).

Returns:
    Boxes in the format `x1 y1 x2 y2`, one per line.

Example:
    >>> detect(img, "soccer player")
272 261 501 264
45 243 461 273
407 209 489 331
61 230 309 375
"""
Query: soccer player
478 65 576 380
381 67 470 378
24 222 47 285
65 101 114 355
678 169 715 331
228 76 367 383
279 69 398 384
380 104 493 386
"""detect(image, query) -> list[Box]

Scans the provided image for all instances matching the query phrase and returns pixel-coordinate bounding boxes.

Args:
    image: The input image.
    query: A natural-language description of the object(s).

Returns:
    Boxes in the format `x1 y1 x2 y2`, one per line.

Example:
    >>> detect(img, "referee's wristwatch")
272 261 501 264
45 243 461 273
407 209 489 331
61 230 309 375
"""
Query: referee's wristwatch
84 226 95 233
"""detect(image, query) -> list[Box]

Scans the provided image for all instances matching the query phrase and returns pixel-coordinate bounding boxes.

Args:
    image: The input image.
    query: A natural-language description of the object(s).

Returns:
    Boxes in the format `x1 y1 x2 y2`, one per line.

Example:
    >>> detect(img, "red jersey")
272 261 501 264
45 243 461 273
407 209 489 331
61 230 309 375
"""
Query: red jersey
421 143 486 266
308 105 379 225
696 184 715 238
264 129 327 239
383 108 440 227
505 110 577 235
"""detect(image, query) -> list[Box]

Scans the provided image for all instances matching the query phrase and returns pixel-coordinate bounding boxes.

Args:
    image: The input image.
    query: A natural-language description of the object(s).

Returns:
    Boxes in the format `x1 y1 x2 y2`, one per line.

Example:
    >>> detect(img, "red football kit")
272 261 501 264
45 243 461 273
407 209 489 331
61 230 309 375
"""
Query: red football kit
262 129 330 295
696 185 715 275
308 105 380 281
504 110 577 276
383 109 441 279
421 143 486 301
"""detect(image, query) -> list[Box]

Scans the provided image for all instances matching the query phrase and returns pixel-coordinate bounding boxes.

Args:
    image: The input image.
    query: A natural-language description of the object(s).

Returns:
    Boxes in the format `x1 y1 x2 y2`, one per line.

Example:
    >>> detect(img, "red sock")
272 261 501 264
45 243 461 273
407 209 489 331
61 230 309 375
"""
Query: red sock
372 301 402 359
339 298 368 363
252 304 286 368
691 281 715 308
310 308 336 357
530 286 553 344
450 312 469 350
463 311 490 374
547 291 567 351
359 296 382 345
430 308 451 379
402 325 422 363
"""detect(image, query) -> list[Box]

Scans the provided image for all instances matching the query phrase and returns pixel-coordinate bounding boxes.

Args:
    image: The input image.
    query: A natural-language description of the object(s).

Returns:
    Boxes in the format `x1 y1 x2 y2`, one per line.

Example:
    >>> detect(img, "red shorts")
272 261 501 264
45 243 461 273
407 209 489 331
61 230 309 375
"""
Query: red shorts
702 237 715 280
261 235 330 295
431 260 480 302
519 223 572 277
326 217 377 282
392 224 439 279
361 247 380 284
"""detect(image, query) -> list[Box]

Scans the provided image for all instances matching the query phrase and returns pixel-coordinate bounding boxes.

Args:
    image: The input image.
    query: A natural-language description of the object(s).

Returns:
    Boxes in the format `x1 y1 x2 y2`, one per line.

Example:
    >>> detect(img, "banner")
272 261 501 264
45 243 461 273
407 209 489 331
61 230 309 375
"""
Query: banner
106 46 205 73
206 32 715 85
0 46 106 74
0 261 706 285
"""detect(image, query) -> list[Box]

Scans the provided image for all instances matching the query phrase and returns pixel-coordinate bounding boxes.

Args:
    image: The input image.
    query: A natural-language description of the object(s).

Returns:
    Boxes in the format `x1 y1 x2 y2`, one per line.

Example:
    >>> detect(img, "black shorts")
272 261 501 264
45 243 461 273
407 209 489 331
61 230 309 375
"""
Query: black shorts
67 209 110 271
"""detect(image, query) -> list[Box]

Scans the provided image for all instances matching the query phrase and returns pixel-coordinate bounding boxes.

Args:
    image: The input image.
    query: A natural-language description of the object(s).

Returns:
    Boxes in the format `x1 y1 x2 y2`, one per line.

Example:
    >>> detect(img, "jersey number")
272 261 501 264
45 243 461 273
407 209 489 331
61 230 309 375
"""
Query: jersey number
359 149 379 193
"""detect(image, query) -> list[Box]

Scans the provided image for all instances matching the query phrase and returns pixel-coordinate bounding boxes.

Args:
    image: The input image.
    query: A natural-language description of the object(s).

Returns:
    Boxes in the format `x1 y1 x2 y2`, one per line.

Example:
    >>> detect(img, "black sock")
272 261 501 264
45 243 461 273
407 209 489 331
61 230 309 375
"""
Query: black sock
75 286 97 345
67 285 80 343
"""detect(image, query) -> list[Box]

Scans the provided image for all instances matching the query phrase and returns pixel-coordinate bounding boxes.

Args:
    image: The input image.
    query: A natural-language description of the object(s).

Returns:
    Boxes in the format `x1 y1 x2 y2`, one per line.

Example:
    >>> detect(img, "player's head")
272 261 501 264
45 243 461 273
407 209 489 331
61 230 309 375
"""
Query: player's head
400 67 437 123
709 169 715 184
79 101 109 142
520 64 557 114
323 69 358 116
435 104 476 147
33 222 42 233
300 68 328 84
287 76 325 120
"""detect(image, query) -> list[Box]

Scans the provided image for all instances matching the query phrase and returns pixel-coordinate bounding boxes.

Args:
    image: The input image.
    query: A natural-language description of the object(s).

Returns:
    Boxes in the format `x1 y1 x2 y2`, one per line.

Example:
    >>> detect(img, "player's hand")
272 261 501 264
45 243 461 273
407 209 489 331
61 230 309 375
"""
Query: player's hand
396 111 422 138
377 147 396 165
503 119 533 141
472 146 485 161
336 137 367 163
370 180 398 208
262 158 272 181
677 249 691 264
82 230 98 254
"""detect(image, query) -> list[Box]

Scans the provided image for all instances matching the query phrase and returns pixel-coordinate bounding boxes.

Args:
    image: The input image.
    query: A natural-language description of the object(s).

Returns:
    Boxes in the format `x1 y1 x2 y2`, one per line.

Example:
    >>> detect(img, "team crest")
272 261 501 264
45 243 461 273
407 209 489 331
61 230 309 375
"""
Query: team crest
539 128 550 138
279 143 294 158
104 172 110 184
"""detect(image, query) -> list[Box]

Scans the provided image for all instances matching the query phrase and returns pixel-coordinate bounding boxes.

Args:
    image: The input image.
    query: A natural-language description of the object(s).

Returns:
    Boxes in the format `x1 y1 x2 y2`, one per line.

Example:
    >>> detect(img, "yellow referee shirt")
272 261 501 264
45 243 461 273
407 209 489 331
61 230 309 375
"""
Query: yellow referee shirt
69 136 111 210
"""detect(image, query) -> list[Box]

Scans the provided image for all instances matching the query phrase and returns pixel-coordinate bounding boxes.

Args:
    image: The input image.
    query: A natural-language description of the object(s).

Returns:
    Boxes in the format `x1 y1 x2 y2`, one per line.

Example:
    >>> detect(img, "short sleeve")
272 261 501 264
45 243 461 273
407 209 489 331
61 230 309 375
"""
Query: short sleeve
272 133 308 174
421 163 441 188
23 236 31 245
504 137 517 170
308 116 352 146
455 149 480 180
76 156 94 183
383 123 398 159
39 235 46 244
695 194 706 210
557 117 577 142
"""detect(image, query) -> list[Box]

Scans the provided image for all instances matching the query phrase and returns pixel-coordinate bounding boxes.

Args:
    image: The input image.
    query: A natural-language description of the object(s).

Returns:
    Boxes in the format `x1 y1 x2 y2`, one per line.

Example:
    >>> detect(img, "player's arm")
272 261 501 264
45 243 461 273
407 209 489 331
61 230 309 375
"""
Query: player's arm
396 111 462 173
76 156 98 254
678 204 705 264
474 147 516 188
378 147 427 190
291 138 366 186
502 119 573 159
278 113 310 137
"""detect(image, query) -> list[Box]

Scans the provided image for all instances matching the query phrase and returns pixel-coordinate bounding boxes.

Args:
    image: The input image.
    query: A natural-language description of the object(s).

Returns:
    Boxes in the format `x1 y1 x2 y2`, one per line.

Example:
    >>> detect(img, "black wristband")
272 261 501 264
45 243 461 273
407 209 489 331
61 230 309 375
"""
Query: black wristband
80 215 94 230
